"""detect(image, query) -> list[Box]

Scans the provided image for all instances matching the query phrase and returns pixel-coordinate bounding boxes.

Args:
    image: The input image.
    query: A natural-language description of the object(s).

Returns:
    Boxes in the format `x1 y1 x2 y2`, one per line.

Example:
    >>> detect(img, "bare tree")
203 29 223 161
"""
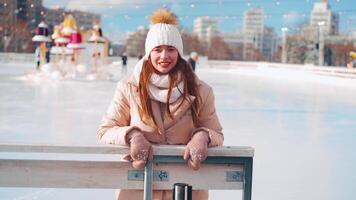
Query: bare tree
286 35 309 64
2 20 34 53
181 31 202 56
228 43 244 61
326 43 354 67
207 36 233 60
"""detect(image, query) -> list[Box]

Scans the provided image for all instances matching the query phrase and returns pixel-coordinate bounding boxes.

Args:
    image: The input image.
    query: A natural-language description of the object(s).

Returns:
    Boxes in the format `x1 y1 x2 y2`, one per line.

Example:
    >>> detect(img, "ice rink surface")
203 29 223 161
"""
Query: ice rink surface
1 63 356 200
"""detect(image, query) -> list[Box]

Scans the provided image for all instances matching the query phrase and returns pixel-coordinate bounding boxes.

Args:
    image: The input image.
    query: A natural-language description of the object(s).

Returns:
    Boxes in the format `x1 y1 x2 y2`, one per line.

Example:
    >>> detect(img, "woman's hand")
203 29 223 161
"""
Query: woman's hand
183 131 210 170
125 130 153 169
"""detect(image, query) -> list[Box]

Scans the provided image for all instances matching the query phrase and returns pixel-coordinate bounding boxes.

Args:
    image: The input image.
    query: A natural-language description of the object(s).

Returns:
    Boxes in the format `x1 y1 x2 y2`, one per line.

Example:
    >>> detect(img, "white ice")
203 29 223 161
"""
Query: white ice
0 61 356 200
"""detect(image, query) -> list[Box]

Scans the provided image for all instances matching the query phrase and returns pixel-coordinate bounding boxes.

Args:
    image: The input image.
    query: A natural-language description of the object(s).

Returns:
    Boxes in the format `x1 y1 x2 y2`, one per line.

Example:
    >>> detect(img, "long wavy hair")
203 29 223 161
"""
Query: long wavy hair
138 56 201 127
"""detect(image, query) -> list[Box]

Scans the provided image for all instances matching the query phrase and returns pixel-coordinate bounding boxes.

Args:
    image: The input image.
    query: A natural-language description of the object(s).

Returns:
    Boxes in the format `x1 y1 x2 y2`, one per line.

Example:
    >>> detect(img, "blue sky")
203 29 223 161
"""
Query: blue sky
43 0 356 43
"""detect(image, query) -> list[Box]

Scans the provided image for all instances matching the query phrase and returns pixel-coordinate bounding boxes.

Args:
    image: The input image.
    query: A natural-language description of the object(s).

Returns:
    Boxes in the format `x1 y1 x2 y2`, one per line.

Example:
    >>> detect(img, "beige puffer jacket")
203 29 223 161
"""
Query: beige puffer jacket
98 75 224 200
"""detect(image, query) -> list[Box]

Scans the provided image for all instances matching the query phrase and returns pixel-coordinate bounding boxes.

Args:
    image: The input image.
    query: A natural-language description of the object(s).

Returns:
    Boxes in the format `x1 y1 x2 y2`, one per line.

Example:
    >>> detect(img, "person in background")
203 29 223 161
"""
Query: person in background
97 9 223 200
121 52 128 75
188 51 199 72
35 46 41 70
45 48 50 63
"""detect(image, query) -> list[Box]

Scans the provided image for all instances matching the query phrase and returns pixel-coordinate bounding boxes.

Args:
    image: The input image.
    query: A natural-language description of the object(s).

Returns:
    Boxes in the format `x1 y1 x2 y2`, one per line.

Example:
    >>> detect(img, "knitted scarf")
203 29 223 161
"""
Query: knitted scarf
133 58 184 103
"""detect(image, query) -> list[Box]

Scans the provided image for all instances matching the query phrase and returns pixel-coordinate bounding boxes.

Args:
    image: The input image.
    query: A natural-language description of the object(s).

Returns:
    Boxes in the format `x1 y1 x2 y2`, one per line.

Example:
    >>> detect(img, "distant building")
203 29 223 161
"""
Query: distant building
17 0 43 29
126 26 148 57
222 32 244 46
310 0 339 36
109 43 125 57
299 24 318 41
243 7 264 47
72 10 99 31
243 7 264 60
242 7 277 61
0 0 43 52
193 16 219 43
0 0 100 53
299 0 339 41
297 0 340 65
324 35 355 44
262 27 278 61
0 1 16 38
45 8 100 31
44 8 65 28
0 0 43 35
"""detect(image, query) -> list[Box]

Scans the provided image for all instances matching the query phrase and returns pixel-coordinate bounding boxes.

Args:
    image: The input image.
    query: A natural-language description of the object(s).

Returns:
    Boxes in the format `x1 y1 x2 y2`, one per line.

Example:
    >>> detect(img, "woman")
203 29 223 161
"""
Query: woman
98 9 223 200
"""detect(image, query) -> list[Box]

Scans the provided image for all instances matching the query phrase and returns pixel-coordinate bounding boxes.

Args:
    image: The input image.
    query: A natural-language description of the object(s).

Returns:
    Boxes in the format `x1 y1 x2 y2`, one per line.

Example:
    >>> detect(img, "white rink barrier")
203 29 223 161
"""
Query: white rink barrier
203 60 356 79
0 143 254 200
0 53 121 65
0 53 34 63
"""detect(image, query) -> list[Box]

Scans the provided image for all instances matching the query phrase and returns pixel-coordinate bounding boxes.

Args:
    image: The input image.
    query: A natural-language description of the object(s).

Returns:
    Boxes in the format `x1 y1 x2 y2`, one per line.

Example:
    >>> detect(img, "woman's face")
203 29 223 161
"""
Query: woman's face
150 45 179 74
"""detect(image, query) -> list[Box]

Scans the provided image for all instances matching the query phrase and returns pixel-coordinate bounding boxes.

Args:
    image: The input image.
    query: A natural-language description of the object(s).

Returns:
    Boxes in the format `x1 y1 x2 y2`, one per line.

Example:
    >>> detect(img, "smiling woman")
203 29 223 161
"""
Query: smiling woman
97 8 224 200
150 45 179 74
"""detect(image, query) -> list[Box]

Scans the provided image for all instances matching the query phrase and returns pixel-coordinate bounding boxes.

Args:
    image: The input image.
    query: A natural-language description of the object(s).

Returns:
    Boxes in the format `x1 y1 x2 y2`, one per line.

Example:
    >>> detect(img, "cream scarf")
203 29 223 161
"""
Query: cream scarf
133 58 184 103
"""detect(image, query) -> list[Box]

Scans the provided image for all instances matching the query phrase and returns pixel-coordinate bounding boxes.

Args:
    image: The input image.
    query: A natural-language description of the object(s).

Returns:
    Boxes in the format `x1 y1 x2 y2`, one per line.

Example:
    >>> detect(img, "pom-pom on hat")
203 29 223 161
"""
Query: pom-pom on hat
145 9 183 58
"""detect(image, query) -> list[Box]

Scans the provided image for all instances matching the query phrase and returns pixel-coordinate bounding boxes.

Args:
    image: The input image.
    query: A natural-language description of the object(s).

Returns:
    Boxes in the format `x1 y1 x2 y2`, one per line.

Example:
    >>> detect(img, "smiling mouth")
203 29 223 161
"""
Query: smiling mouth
159 61 171 67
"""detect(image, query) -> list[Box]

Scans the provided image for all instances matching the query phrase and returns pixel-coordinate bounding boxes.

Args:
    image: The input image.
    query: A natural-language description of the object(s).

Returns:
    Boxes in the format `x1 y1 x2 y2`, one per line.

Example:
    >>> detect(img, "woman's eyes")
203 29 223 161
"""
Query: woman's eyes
167 47 176 52
152 47 176 52
153 48 162 52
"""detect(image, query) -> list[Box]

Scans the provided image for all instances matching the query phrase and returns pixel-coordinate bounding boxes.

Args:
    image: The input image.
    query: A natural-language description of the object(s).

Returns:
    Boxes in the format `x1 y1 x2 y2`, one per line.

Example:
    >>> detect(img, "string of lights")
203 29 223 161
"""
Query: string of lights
2 1 355 31
40 0 349 6
38 0 350 14
3 1 354 17
3 2 352 18
95 9 356 18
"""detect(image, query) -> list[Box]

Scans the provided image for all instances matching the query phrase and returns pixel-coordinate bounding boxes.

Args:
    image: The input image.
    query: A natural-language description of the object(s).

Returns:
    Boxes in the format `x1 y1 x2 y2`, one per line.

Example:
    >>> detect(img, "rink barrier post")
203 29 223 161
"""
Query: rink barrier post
0 143 254 200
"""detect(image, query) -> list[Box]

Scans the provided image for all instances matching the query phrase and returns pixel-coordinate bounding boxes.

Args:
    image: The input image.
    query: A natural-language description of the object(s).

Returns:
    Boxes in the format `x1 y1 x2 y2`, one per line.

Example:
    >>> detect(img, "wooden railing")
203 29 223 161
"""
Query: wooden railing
0 143 254 200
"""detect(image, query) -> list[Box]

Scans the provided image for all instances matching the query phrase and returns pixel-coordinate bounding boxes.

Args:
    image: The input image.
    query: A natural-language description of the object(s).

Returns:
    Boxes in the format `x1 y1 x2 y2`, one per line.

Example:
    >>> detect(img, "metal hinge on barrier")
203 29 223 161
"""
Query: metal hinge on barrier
226 171 244 182
128 170 169 181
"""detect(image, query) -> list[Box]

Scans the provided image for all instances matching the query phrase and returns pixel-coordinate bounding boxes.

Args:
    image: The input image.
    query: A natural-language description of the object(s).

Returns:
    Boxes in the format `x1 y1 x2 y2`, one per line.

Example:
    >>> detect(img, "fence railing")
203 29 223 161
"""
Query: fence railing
0 143 254 200
204 60 356 79
1 52 355 79
0 53 34 63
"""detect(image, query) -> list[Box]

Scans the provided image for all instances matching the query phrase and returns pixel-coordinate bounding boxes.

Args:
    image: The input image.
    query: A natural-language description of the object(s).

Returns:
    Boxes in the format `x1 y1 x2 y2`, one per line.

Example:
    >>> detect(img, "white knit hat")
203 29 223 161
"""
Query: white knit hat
144 9 183 58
